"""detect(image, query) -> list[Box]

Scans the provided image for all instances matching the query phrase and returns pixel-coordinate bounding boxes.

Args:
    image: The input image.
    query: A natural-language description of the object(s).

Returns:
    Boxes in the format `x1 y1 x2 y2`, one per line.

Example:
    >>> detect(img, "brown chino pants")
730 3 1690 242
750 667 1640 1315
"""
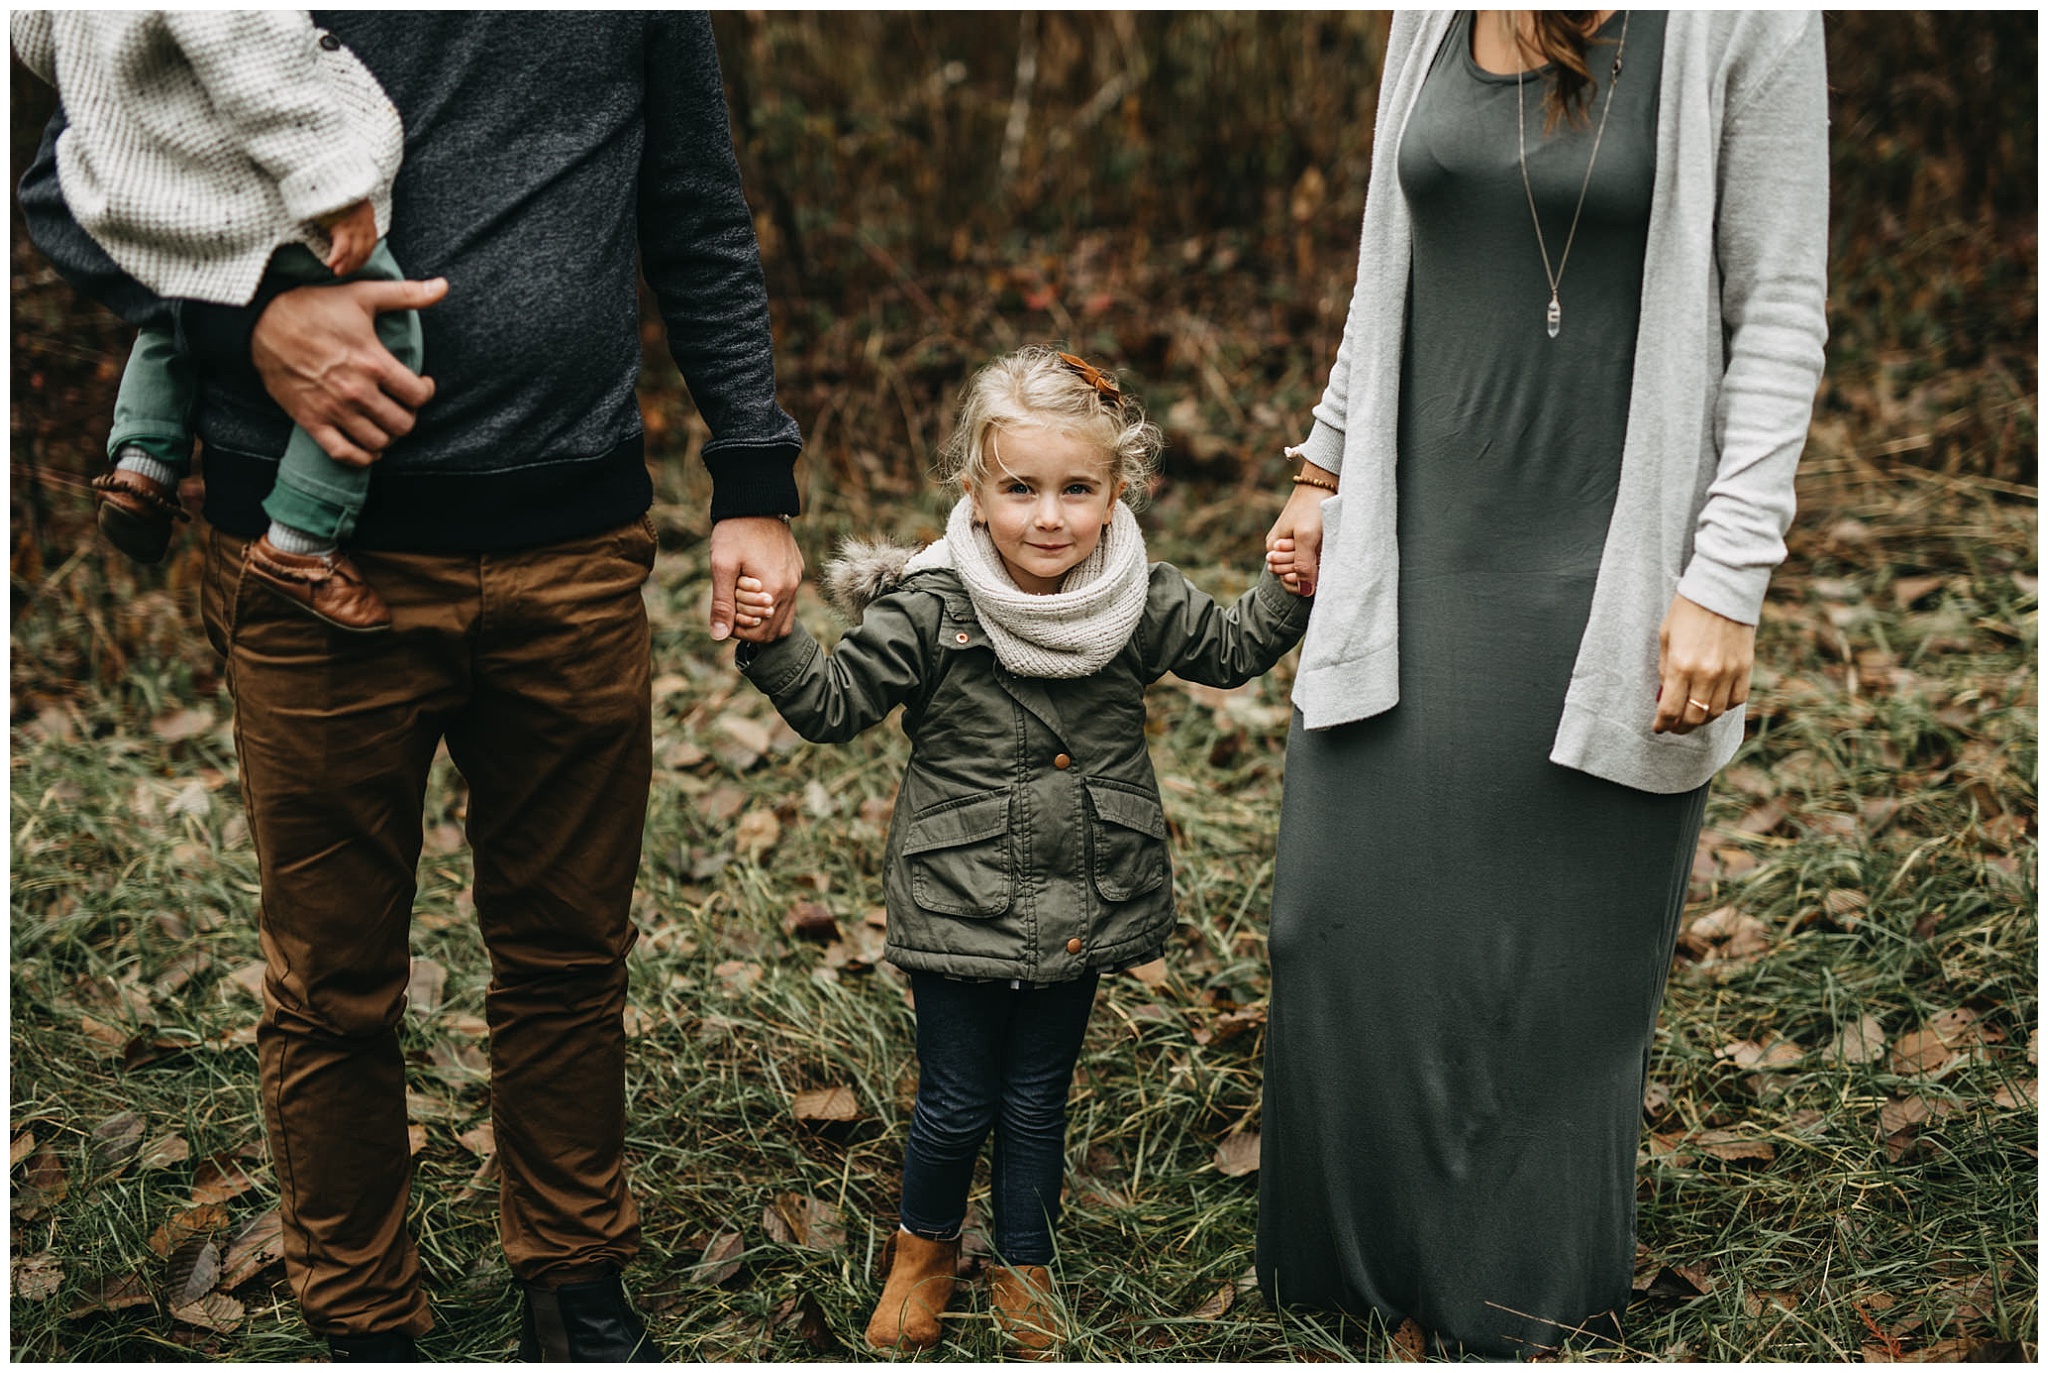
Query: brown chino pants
199 517 658 1337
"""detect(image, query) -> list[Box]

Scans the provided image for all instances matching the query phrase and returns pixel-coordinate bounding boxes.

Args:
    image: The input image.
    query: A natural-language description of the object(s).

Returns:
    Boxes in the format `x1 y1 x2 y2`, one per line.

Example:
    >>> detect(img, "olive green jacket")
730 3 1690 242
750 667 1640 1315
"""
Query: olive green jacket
738 557 1311 983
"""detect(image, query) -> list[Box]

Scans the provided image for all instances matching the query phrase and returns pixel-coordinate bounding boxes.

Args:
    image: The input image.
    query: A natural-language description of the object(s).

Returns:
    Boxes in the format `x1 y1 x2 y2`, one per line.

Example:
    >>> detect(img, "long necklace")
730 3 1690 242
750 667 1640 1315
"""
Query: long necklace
1514 9 1630 338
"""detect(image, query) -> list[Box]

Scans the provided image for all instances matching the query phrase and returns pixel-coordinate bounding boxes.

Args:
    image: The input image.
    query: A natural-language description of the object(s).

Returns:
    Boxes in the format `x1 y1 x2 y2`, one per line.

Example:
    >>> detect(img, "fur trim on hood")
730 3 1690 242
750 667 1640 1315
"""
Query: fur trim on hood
822 538 920 622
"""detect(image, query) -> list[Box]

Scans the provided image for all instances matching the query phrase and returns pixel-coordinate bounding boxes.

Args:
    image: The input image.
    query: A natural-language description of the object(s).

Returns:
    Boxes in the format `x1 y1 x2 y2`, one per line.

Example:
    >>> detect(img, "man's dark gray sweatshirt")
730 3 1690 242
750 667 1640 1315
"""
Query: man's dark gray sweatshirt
18 11 802 551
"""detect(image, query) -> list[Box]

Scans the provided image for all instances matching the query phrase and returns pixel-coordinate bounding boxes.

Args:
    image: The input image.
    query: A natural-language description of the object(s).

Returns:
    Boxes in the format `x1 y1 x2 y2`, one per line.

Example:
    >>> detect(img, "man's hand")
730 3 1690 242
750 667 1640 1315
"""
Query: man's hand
1652 593 1757 735
709 516 803 643
251 276 447 467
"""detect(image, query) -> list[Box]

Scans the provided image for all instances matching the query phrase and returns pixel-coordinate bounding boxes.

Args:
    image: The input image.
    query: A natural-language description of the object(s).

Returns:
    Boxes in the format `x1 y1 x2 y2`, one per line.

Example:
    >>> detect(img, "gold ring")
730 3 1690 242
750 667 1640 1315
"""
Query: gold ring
1686 698 1711 712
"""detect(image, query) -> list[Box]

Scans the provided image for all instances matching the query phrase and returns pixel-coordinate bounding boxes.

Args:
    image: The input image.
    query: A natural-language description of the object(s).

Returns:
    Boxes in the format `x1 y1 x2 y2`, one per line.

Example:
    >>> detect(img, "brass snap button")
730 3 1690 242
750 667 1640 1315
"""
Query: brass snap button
1065 937 1083 954
954 631 970 644
1053 753 1072 770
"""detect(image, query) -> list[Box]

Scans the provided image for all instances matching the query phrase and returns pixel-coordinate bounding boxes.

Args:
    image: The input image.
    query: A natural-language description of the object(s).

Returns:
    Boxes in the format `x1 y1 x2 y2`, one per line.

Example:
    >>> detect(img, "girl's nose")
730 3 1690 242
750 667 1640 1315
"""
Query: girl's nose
1033 496 1063 528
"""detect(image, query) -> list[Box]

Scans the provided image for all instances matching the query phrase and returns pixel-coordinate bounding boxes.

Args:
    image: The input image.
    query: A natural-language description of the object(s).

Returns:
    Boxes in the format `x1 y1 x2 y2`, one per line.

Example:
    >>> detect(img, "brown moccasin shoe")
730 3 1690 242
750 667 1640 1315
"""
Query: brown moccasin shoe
244 535 393 633
92 468 191 565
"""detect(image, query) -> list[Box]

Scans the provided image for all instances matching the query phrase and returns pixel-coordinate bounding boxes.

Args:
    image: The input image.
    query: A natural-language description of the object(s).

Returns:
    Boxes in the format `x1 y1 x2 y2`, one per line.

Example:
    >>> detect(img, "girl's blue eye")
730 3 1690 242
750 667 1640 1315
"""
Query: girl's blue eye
1066 483 1095 496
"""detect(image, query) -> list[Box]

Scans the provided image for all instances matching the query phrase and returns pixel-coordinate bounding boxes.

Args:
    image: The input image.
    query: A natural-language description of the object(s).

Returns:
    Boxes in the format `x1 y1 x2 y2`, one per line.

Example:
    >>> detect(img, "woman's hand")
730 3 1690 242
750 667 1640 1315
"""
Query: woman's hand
1265 463 1336 597
1653 593 1756 735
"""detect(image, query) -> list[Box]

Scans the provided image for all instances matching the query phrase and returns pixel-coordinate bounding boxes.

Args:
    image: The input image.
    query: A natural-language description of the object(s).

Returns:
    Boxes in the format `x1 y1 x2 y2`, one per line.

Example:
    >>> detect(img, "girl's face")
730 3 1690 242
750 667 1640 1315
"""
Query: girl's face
967 424 1126 594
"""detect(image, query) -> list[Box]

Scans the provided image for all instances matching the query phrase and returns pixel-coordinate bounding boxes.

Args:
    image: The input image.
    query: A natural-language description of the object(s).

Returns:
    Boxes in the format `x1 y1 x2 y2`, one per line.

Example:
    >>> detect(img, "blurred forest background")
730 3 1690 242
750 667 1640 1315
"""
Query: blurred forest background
9 12 2039 1363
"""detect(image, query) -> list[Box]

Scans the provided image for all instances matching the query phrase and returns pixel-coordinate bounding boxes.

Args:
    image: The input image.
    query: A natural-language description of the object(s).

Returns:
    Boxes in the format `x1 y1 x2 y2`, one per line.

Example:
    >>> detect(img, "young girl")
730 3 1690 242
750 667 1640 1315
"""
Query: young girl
12 10 413 632
735 347 1311 1355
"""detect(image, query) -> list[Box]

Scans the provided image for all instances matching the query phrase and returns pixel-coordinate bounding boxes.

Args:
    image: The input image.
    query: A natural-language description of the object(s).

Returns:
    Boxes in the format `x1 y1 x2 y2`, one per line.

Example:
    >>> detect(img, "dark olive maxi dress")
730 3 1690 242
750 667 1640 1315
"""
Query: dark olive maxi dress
1257 12 1703 1358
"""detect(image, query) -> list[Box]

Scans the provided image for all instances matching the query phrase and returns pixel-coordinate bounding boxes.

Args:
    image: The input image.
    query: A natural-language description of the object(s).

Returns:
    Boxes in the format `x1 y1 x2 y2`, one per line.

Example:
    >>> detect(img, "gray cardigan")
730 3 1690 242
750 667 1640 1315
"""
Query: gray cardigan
1291 10 1829 794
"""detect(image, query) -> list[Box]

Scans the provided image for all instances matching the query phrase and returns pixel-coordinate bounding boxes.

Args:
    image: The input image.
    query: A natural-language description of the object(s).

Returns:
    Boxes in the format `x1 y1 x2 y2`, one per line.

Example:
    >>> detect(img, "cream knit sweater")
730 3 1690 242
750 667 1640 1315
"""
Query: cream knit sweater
11 10 402 306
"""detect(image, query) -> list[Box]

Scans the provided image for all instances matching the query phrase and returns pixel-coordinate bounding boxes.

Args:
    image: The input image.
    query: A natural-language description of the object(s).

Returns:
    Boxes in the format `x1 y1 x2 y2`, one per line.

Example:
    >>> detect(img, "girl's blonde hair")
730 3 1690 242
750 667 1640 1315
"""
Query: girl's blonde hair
937 346 1162 507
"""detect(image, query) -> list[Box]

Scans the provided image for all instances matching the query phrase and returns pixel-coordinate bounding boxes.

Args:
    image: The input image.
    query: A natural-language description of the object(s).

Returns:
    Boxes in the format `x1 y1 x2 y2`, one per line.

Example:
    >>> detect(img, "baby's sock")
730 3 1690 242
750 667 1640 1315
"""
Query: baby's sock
112 444 179 488
265 521 336 556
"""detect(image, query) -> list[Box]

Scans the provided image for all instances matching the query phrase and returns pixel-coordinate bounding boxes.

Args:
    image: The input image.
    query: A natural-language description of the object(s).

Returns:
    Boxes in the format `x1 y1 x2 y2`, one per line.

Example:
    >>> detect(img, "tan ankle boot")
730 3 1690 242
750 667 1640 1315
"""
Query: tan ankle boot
989 1263 1059 1360
865 1230 959 1352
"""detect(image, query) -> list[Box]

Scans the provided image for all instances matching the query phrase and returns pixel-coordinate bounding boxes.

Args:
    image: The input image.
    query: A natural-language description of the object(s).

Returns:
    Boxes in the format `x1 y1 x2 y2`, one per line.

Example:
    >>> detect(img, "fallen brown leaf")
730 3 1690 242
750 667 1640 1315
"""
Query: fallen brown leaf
67 1269 154 1318
1990 1079 2037 1109
90 1111 146 1168
733 807 782 861
693 1230 746 1287
792 1086 860 1124
1127 958 1168 988
715 960 763 996
14 1251 63 1301
458 1151 500 1203
1214 1131 1260 1177
1828 1014 1888 1066
15 1146 70 1218
1692 1129 1777 1165
222 963 267 1001
1391 1317 1428 1361
166 1236 222 1309
79 1013 128 1057
1744 1288 1800 1316
407 1123 430 1156
170 1291 245 1334
11 1128 35 1167
1717 1037 1805 1070
406 958 448 1015
191 1151 263 1206
761 1192 845 1252
149 1204 232 1258
218 1208 284 1289
152 707 216 743
1891 575 1947 609
1187 1283 1234 1320
783 901 839 942
457 1122 496 1158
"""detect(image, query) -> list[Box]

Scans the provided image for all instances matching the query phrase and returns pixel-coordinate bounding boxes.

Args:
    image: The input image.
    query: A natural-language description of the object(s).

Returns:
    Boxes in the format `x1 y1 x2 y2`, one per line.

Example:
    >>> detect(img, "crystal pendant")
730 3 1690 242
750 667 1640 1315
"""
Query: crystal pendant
1546 295 1561 339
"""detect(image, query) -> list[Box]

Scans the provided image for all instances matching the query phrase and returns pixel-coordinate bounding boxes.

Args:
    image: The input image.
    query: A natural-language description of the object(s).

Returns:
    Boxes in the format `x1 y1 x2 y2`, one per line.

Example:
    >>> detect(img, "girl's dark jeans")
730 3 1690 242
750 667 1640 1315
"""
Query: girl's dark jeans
899 971 1100 1265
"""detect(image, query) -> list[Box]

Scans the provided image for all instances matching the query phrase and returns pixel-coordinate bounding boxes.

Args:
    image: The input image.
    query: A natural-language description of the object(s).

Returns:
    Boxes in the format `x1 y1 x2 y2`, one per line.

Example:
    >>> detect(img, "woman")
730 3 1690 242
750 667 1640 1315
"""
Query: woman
1256 10 1827 1357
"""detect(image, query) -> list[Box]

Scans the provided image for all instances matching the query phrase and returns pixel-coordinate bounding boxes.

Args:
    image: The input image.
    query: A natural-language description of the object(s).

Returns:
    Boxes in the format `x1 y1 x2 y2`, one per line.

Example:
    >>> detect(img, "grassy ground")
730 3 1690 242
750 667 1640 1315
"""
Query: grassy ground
8 437 2035 1361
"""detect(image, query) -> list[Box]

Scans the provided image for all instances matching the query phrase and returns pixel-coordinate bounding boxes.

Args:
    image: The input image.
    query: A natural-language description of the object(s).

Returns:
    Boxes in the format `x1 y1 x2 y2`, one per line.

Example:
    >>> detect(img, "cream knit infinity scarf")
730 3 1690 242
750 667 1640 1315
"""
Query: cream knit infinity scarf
904 496 1149 678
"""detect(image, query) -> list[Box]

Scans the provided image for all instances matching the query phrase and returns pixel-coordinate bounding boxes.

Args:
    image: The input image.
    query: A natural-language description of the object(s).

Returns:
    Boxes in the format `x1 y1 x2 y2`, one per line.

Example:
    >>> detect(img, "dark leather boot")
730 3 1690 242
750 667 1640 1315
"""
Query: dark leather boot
517 1268 662 1362
327 1329 420 1361
92 467 190 565
244 533 393 633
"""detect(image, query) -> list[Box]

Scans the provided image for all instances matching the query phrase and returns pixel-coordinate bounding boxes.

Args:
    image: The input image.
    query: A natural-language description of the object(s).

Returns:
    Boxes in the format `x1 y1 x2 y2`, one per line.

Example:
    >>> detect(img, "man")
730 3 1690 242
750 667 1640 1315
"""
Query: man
20 13 802 1361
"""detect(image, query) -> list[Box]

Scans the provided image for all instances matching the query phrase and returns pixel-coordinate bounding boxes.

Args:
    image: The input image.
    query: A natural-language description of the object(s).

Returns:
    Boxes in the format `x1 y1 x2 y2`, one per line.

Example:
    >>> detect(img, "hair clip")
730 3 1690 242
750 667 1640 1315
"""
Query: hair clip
1057 351 1122 408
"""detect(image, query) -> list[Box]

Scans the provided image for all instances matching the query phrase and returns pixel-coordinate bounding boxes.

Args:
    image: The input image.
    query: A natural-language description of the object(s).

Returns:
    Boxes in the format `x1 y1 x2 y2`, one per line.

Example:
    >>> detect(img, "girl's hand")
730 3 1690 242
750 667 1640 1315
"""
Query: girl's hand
1264 464 1334 597
1652 593 1756 735
319 200 379 276
731 574 787 639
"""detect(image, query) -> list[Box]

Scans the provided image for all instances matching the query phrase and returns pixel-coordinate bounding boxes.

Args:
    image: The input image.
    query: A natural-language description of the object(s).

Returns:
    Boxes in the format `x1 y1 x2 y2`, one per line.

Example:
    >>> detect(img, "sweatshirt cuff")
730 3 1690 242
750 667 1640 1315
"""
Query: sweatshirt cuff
1293 418 1346 479
277 147 381 227
705 440 802 522
1675 553 1772 627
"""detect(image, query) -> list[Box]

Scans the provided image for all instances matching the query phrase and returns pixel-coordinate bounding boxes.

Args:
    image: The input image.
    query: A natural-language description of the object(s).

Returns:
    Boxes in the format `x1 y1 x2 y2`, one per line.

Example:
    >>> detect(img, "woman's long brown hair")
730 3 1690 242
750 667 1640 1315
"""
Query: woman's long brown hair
1514 11 1612 134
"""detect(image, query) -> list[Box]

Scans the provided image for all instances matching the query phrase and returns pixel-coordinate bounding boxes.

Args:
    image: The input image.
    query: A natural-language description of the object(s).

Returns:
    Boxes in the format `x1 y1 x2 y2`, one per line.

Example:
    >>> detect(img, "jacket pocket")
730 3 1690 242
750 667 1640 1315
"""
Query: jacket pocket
1085 781 1169 902
902 790 1014 918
